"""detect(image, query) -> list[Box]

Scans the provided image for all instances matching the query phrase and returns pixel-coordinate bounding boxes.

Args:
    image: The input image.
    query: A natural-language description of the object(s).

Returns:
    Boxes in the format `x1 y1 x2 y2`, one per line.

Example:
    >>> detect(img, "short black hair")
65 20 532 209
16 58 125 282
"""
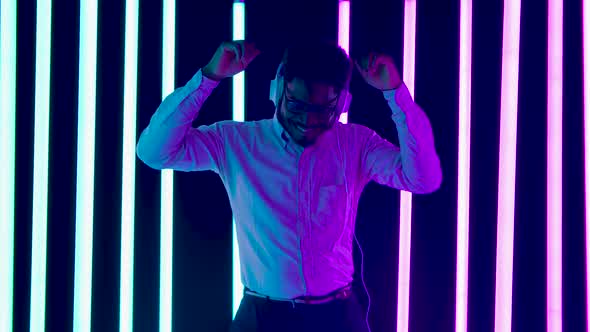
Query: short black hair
281 40 352 93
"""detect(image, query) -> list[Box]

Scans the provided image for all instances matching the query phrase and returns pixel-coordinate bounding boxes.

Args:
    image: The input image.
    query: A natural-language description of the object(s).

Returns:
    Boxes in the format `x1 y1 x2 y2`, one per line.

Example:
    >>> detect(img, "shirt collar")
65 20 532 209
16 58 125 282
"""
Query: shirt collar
271 111 343 154
272 111 304 153
271 111 285 143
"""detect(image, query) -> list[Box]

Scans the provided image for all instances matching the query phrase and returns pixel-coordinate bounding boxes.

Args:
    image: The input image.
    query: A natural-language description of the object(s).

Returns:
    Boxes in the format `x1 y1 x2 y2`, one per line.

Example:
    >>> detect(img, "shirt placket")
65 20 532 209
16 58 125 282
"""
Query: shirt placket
292 147 305 295
298 147 314 290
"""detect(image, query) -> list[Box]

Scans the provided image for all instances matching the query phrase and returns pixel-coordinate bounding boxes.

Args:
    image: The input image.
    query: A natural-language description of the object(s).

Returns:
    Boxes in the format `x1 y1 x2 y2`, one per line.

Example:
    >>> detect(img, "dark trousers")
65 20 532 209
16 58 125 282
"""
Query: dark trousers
230 291 370 332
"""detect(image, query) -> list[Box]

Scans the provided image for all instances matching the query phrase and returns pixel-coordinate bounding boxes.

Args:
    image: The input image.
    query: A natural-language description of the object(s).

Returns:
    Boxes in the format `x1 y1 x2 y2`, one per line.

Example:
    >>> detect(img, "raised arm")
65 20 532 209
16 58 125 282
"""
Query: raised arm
136 41 260 172
356 52 442 194
136 69 221 171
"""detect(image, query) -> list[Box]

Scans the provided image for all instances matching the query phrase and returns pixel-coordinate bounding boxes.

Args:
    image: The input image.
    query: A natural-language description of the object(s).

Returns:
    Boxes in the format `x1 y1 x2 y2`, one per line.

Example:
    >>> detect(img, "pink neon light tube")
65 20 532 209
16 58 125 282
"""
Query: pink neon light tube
583 0 590 330
338 0 350 55
398 1 416 332
494 0 521 331
456 0 472 331
547 0 563 331
338 0 350 124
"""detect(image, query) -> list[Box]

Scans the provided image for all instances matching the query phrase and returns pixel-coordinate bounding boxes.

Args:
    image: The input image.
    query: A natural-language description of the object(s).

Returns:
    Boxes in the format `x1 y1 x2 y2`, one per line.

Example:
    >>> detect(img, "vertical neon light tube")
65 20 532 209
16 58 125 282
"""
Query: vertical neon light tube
0 0 17 331
547 0 563 331
338 0 350 124
456 0 472 331
30 0 52 330
494 0 521 331
160 1 175 331
73 0 98 331
398 1 416 332
583 0 590 330
119 0 139 330
232 1 245 318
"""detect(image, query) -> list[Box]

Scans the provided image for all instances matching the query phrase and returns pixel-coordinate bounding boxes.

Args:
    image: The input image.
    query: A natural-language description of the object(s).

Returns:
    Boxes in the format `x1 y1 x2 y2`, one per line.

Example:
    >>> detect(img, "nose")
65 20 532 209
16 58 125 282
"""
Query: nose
302 113 324 127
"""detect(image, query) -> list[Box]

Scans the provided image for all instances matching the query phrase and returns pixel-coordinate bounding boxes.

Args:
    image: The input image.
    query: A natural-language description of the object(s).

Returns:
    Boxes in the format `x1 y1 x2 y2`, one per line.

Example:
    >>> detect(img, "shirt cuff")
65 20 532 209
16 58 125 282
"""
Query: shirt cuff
186 68 220 95
382 82 413 118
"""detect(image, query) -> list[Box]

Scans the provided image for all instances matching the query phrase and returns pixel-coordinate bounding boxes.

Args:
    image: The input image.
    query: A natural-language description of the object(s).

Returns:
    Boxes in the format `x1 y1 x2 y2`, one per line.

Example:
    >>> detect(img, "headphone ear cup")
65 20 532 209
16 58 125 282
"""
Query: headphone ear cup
269 79 278 106
337 90 352 115
343 92 352 113
270 63 285 107
270 76 283 107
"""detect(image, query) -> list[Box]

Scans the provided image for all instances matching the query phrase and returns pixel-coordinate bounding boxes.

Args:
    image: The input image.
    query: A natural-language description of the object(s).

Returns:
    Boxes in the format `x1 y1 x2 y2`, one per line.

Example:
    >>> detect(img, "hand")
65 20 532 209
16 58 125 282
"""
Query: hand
202 40 261 81
355 52 402 91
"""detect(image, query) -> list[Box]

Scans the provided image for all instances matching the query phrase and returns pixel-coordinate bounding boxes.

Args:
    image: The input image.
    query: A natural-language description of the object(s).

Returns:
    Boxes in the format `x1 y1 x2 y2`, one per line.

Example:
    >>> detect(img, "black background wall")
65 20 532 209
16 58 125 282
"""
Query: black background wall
10 0 586 331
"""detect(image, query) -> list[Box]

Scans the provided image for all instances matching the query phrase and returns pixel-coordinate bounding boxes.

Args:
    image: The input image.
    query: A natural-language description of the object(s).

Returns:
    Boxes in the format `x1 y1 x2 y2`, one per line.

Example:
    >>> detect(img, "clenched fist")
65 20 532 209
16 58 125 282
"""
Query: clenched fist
355 52 402 91
202 41 261 81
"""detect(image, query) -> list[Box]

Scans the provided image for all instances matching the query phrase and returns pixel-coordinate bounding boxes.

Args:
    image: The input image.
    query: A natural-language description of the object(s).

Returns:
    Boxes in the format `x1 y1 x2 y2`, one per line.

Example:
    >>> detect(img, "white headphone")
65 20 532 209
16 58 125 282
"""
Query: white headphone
269 62 352 117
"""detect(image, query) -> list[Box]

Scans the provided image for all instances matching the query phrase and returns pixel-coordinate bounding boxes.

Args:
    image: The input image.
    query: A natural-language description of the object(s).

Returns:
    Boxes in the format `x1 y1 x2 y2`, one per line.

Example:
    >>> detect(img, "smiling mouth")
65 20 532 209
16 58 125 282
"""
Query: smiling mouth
292 122 321 132
293 123 310 132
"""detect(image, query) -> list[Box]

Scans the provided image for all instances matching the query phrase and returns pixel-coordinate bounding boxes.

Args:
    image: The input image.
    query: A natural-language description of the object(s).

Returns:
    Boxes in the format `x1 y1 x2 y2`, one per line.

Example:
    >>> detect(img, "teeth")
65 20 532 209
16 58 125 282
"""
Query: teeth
293 122 315 132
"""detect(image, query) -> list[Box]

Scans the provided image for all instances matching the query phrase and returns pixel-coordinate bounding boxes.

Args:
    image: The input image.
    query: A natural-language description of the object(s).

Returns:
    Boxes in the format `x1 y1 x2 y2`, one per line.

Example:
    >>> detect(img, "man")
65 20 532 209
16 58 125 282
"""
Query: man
136 40 442 332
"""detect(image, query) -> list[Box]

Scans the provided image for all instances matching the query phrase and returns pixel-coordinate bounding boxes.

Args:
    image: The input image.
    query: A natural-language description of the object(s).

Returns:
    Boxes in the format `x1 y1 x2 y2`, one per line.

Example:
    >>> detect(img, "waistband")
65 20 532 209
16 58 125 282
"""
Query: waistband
243 283 353 306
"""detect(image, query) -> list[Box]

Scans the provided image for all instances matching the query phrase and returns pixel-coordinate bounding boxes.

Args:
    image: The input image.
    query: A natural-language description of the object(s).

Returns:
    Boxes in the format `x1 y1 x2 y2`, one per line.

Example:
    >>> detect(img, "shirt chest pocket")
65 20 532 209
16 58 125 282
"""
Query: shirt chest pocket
311 159 348 221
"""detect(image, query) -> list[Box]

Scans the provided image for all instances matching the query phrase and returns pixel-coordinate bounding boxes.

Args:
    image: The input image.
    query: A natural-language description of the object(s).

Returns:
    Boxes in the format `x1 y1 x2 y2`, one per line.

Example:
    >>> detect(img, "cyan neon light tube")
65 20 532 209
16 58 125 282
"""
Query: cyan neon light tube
30 0 52 330
73 0 99 331
232 1 246 318
119 0 139 330
0 0 17 330
160 0 175 331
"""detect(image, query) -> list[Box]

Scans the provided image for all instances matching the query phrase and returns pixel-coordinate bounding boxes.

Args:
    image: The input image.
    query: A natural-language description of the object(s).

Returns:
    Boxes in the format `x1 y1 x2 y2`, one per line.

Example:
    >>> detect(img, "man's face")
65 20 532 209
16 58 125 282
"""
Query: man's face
277 78 340 147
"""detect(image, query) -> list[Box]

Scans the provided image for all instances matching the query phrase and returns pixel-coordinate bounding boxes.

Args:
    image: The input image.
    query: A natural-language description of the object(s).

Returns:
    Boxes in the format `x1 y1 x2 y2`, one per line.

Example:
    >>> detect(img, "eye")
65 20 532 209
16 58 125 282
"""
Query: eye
293 103 307 111
287 100 306 111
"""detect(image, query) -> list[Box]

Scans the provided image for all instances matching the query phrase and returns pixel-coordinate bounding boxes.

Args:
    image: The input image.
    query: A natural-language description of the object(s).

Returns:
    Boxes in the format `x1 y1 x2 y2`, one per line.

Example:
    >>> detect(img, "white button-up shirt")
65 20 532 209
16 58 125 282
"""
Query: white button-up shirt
136 68 442 299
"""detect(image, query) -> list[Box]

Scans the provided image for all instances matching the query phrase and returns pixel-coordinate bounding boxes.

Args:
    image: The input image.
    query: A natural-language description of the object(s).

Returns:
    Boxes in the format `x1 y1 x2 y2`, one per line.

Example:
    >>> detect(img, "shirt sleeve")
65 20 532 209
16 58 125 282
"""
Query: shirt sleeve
136 69 225 173
361 83 443 194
